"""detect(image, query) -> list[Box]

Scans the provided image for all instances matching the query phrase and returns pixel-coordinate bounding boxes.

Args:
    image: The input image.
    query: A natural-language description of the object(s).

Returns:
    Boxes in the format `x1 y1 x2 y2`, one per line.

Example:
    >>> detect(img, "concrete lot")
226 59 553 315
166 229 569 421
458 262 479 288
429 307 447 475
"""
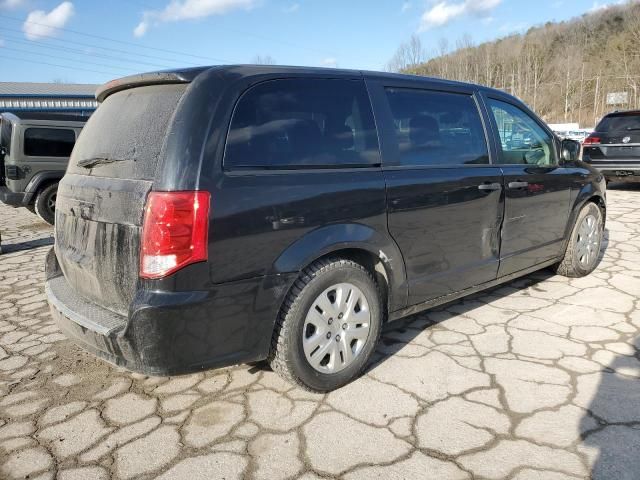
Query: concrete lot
0 186 638 480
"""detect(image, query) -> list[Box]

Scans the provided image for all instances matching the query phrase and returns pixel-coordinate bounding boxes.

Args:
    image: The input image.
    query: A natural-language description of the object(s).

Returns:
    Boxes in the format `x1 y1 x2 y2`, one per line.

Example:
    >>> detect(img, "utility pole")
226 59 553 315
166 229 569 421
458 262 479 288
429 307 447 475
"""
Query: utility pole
578 62 585 128
564 66 570 122
533 64 538 112
593 73 600 125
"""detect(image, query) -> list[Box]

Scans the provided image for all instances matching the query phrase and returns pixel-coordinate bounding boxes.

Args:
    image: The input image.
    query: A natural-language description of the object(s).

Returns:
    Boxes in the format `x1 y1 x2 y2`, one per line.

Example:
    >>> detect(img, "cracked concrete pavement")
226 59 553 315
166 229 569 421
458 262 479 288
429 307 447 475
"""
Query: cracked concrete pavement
0 185 639 480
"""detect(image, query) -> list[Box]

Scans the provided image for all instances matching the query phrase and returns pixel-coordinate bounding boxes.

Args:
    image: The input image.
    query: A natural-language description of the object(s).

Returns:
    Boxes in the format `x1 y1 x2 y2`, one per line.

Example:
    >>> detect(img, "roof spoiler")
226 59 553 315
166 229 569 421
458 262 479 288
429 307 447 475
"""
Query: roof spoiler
96 71 195 102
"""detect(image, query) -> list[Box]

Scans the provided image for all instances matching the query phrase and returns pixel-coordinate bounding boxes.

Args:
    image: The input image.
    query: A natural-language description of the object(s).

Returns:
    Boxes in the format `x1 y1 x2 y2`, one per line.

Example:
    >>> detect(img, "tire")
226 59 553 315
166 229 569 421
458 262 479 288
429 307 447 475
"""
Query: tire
269 257 383 392
34 183 58 225
554 202 603 277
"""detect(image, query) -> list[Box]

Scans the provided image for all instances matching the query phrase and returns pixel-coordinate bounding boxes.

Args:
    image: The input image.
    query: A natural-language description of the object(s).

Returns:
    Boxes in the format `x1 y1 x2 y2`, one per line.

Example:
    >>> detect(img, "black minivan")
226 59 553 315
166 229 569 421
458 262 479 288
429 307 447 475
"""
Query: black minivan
45 66 606 391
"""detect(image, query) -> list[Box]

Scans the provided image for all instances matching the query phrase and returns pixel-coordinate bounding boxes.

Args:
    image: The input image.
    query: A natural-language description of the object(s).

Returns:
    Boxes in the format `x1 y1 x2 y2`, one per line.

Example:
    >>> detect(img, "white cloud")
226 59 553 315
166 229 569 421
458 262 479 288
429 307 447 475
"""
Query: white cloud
1 0 27 9
134 0 257 37
133 21 148 37
284 3 299 13
23 2 74 40
589 0 624 12
0 38 4 47
419 0 501 31
321 57 337 68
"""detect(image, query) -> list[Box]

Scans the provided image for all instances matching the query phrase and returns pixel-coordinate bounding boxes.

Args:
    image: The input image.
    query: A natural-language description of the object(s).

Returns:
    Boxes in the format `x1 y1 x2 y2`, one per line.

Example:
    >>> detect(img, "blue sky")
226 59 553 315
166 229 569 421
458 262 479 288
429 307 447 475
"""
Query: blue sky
0 0 627 85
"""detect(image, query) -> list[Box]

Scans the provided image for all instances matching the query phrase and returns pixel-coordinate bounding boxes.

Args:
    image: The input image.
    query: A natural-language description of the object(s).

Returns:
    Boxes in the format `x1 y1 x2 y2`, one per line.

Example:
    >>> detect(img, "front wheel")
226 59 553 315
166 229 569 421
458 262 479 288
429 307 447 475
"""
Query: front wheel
34 183 58 225
269 258 383 392
554 202 604 277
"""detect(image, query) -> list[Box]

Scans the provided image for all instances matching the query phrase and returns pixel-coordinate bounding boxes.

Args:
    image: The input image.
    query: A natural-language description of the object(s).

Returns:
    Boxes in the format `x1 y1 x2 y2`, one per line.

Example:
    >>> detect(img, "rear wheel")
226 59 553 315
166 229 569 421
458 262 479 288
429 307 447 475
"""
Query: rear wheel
269 258 383 392
34 183 58 225
554 202 603 277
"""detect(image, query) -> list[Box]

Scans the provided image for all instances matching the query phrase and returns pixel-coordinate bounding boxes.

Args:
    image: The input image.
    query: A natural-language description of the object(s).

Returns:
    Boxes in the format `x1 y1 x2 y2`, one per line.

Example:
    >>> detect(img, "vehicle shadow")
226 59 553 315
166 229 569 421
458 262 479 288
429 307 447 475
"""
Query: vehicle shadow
249 266 564 376
251 227 611 391
369 269 555 364
579 336 640 479
372 225 610 362
1 236 53 253
251 227 611 381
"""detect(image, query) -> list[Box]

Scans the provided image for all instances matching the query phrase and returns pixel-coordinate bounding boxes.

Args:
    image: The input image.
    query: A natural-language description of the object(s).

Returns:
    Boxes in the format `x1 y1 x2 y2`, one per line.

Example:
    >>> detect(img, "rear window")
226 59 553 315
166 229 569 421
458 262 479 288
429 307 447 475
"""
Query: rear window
24 128 75 157
224 78 380 169
596 113 640 132
67 83 186 179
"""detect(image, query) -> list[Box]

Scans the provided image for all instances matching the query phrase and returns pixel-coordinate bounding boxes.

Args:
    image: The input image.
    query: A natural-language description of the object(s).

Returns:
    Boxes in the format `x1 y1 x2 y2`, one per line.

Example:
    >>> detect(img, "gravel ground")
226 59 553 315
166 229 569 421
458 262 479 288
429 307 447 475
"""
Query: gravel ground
0 185 639 480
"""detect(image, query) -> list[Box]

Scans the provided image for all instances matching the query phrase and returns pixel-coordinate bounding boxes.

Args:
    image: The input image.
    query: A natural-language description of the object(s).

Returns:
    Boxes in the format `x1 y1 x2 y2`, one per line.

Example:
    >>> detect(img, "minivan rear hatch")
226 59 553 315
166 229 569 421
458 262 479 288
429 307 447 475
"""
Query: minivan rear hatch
55 83 187 316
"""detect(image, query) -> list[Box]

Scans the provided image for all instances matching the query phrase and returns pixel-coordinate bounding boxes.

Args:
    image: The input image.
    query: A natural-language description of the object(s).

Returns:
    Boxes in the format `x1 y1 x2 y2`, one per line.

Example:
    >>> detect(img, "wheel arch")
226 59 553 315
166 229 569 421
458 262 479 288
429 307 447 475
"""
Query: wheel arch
587 194 606 225
23 171 63 205
566 179 606 232
561 184 606 257
272 223 408 315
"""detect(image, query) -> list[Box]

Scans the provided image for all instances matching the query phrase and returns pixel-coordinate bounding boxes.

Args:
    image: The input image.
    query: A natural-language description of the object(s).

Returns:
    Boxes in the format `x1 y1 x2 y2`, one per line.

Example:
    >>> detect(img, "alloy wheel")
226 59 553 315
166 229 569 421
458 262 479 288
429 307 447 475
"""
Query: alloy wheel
47 192 57 213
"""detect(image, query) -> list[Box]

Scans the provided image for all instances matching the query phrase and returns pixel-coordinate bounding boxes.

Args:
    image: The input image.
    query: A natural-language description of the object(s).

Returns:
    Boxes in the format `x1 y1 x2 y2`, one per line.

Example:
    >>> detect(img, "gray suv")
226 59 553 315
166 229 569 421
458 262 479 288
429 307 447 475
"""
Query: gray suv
582 110 640 183
0 112 85 224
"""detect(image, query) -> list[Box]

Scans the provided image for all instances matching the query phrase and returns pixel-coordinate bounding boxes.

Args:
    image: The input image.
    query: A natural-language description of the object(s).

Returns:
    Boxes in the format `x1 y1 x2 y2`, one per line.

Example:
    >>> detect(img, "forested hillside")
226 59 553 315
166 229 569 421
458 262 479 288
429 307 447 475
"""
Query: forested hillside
390 1 640 127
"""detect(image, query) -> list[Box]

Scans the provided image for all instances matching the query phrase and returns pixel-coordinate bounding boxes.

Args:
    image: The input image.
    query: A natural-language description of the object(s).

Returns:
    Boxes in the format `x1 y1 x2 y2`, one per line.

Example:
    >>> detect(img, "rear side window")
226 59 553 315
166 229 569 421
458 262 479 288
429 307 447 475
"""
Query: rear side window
24 128 75 157
596 113 640 132
224 79 380 169
385 88 489 166
67 83 186 180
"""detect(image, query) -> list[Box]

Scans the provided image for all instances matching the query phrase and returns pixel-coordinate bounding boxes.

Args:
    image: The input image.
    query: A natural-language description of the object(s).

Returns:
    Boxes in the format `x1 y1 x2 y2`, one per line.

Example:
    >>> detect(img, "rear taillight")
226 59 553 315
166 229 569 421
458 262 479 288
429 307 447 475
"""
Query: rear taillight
140 191 210 279
583 135 601 145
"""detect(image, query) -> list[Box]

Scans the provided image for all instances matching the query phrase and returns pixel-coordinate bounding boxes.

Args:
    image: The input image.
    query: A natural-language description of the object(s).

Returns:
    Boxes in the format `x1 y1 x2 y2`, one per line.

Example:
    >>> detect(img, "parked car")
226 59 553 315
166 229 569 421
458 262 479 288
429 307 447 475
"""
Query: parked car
583 110 640 182
567 130 590 143
0 112 86 224
45 66 606 391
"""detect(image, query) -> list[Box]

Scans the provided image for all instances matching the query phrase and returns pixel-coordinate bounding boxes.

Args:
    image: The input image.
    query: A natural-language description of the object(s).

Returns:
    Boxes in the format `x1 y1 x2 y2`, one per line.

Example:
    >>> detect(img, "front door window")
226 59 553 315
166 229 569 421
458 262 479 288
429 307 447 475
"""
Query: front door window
488 99 555 166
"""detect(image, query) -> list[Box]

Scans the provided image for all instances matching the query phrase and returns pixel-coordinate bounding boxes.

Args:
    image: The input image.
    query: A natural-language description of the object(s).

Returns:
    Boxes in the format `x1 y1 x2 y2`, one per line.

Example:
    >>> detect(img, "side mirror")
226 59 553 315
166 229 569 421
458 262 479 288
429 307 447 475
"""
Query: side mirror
561 139 580 162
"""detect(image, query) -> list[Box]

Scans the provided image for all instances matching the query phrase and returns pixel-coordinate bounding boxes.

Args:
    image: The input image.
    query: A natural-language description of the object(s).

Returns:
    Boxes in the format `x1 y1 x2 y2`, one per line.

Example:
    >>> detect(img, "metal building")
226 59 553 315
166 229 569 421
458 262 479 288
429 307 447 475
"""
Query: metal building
0 82 98 117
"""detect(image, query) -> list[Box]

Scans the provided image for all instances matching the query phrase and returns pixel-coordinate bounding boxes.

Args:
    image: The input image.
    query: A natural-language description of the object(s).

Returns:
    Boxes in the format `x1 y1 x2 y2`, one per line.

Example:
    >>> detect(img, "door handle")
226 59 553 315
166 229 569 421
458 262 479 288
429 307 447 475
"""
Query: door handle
508 181 529 189
478 182 502 191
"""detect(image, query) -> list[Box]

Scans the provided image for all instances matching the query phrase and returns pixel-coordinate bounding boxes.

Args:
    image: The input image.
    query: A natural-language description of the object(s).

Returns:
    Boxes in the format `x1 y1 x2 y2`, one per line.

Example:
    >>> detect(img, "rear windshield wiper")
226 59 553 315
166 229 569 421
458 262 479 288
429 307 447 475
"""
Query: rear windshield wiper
77 157 127 169
626 127 640 131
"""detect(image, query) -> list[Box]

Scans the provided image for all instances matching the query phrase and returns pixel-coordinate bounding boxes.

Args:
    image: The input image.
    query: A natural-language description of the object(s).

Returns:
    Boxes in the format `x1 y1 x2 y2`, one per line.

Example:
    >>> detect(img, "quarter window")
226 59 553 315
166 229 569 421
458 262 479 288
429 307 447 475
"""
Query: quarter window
384 88 489 166
488 99 555 166
24 128 76 157
224 79 380 169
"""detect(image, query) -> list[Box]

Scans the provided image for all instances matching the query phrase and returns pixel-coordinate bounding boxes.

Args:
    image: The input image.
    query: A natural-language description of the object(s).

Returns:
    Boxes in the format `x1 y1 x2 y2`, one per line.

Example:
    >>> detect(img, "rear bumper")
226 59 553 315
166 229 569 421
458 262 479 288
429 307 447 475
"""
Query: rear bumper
584 159 640 180
0 186 27 207
45 249 295 376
